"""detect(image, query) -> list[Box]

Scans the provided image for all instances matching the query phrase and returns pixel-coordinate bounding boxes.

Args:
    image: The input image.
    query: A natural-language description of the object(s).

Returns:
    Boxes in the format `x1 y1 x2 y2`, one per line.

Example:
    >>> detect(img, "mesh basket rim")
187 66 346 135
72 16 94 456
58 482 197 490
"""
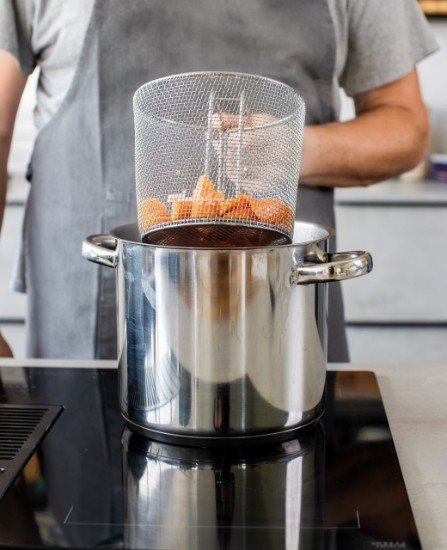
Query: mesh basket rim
111 222 335 251
132 108 304 132
133 71 306 127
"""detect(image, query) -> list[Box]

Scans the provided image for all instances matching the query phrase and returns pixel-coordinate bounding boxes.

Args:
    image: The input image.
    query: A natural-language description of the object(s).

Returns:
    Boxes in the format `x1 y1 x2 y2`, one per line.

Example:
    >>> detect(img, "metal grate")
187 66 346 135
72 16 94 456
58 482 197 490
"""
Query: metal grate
134 72 305 246
0 404 63 500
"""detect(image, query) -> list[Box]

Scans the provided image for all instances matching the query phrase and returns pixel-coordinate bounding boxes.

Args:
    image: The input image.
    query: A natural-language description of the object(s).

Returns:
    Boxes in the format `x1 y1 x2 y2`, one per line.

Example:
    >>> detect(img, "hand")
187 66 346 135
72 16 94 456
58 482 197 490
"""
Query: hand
0 330 13 358
299 68 428 188
210 112 286 195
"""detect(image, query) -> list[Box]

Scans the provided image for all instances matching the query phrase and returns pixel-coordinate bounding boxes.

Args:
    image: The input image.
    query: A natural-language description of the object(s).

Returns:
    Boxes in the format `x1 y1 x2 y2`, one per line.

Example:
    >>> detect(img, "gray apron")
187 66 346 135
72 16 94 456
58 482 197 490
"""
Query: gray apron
23 0 348 361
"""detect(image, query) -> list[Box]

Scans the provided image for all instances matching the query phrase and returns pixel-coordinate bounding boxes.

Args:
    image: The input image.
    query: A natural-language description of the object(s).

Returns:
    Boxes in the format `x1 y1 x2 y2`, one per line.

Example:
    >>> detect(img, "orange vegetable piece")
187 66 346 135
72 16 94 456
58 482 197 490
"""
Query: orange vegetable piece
138 198 170 232
223 206 258 220
220 193 252 216
171 198 193 220
192 174 220 200
250 198 293 228
190 199 222 218
190 175 224 218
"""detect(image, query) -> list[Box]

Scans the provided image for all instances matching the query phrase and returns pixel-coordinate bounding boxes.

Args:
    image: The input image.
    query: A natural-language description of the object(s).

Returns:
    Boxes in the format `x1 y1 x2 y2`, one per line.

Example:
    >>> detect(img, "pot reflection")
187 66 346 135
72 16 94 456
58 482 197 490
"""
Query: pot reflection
122 425 325 550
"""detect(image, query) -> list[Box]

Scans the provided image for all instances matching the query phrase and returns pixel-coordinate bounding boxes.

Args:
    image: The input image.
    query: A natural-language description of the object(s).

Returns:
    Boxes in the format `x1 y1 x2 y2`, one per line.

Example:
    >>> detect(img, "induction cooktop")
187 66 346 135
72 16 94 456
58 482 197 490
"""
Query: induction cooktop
0 367 420 549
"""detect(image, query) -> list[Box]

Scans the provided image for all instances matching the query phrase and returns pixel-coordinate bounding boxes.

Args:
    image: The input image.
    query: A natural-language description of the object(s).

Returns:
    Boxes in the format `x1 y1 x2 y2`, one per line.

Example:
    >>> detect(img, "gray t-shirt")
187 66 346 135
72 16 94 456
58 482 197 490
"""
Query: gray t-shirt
0 0 438 130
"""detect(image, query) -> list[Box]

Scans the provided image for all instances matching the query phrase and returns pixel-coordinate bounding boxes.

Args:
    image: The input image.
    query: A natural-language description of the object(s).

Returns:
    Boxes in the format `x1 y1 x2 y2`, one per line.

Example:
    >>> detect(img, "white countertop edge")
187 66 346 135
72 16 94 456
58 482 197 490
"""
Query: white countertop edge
335 178 447 204
0 359 446 372
0 358 118 368
1 359 446 375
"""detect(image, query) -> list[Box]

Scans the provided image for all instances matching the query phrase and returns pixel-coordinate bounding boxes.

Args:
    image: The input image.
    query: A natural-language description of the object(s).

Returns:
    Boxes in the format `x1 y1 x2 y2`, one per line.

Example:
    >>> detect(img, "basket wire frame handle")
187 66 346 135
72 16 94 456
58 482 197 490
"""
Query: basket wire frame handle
133 72 306 247
206 90 247 194
235 90 246 195
217 126 226 192
205 90 215 177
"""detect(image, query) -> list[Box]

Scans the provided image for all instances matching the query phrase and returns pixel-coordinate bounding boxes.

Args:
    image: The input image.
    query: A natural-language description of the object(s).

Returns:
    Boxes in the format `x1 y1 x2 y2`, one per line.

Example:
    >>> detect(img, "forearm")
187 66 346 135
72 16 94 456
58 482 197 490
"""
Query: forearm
0 126 15 357
0 134 11 232
299 69 429 188
0 51 28 232
300 106 428 188
0 51 28 358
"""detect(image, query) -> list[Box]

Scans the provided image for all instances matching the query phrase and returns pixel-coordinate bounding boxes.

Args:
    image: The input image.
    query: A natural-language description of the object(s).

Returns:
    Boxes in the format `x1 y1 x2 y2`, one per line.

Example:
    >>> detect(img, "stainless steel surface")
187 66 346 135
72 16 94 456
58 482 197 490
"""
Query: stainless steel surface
82 222 372 444
290 251 373 285
81 234 118 268
133 72 305 244
122 426 324 549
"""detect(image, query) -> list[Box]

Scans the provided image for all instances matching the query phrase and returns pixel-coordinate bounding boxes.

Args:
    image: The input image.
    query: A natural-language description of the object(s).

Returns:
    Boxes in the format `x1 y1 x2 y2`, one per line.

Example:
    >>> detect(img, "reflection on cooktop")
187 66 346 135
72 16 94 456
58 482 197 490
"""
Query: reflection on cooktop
0 367 420 549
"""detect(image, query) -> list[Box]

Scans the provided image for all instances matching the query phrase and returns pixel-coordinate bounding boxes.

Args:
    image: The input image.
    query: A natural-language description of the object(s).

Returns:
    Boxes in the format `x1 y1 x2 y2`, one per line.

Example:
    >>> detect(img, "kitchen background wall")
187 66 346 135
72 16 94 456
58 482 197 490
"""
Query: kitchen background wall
1 19 447 360
336 19 447 363
340 19 447 153
419 19 447 154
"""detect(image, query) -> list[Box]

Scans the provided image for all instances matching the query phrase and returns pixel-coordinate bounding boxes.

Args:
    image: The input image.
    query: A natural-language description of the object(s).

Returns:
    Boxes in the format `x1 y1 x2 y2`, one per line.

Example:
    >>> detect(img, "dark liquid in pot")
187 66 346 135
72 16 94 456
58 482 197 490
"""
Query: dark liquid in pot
143 224 291 248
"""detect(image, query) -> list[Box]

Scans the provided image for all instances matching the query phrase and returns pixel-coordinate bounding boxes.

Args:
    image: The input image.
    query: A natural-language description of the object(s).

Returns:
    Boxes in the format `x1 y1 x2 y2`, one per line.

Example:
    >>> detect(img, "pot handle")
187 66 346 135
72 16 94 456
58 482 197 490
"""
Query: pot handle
82 234 118 268
290 251 373 285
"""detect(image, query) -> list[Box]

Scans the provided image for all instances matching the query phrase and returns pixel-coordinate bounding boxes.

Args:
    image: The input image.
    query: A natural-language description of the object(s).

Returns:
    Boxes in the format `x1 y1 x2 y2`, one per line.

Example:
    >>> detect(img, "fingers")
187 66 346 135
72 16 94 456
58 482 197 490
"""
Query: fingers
211 112 277 131
209 111 285 194
211 113 241 132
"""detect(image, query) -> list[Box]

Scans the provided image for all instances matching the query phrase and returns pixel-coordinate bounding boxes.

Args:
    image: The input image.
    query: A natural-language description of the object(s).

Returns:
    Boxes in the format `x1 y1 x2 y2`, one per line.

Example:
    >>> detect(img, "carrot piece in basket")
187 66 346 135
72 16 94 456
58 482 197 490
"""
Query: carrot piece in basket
190 175 224 218
250 198 293 227
171 198 193 220
222 206 259 220
138 198 171 231
192 174 220 200
190 199 222 218
220 193 252 216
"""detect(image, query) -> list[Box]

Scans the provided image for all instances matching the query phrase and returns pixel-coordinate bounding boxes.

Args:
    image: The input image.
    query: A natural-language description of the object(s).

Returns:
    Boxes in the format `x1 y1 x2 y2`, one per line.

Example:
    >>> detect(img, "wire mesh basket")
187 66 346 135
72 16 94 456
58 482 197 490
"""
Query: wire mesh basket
134 72 305 247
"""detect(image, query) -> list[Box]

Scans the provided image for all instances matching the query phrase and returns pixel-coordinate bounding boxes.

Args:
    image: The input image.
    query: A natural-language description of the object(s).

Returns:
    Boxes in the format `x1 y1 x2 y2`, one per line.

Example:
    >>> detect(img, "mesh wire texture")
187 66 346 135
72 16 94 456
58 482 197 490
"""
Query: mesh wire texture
134 72 305 246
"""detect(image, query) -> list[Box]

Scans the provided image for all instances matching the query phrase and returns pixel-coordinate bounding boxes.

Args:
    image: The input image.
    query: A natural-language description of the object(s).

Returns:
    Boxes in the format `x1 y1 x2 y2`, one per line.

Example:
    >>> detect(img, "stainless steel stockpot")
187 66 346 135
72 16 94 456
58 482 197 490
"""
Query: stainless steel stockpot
82 222 372 445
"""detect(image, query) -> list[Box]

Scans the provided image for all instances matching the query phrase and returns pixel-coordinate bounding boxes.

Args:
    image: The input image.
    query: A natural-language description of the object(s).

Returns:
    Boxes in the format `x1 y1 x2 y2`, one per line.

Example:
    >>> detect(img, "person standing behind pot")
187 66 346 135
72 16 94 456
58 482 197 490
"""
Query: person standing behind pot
0 0 438 361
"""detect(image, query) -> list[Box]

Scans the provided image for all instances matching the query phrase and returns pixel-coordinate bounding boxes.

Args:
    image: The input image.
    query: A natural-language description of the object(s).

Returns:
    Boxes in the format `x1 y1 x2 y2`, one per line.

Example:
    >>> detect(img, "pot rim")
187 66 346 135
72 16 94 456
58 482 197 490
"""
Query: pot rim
110 221 335 250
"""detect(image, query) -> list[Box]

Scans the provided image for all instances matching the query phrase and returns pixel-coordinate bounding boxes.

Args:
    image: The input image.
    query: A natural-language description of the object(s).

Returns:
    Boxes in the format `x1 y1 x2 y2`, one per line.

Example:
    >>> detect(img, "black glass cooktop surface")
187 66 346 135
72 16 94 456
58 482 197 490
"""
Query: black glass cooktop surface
0 367 420 549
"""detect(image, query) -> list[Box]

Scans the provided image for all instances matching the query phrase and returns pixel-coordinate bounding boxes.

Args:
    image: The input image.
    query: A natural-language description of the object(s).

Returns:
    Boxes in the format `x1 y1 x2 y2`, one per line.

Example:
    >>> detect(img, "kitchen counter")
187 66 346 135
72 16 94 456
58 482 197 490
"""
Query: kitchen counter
334 178 447 365
335 177 447 205
332 362 447 550
0 359 446 549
